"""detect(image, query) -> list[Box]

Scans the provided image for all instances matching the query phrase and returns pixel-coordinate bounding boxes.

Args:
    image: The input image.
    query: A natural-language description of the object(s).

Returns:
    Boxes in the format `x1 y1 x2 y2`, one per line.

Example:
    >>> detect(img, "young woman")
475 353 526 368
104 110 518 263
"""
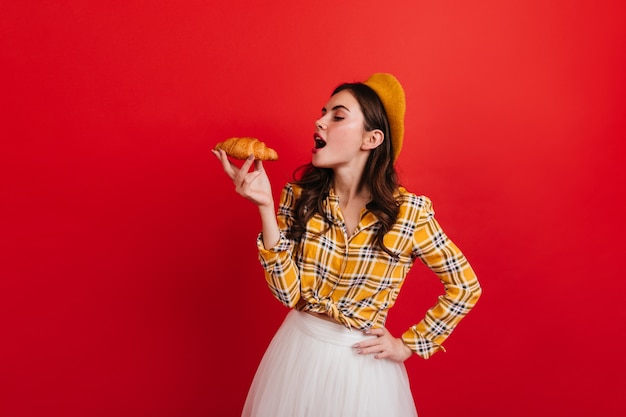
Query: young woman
213 73 481 417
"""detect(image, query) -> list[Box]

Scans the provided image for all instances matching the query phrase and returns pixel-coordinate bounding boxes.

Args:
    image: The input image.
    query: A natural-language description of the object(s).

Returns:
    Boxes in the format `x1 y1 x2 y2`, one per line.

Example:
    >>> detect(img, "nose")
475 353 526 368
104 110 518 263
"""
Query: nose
315 116 327 130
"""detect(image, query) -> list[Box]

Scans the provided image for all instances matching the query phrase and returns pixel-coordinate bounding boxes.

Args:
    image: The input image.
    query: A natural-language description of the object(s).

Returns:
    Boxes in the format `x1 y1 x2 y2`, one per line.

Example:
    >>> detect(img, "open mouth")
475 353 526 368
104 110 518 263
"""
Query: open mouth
314 134 326 149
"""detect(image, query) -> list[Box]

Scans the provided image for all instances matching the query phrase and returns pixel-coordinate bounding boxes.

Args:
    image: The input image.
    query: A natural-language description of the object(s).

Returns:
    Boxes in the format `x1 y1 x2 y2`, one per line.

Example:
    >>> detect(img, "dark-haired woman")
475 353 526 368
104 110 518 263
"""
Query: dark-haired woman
213 73 481 417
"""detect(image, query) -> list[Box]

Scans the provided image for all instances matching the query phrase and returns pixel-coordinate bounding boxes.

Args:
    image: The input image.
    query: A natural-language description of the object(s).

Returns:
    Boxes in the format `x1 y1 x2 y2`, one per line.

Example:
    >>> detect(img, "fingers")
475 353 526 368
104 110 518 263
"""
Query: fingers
212 149 259 182
374 351 391 360
353 327 387 349
236 169 263 193
233 154 256 187
211 149 273 206
240 153 255 172
212 149 238 180
354 338 384 354
366 328 386 337
353 327 409 361
353 328 386 354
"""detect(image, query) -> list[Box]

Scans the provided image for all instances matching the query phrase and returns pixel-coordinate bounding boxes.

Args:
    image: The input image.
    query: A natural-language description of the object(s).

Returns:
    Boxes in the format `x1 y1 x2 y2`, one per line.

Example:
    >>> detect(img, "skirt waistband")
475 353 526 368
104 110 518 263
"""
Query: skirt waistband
290 309 375 347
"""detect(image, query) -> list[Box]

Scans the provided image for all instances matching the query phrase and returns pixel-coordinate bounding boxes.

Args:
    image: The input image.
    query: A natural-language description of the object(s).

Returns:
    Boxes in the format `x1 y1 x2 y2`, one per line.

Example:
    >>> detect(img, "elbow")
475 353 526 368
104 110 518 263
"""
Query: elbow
470 281 482 304
272 287 300 308
455 277 481 306
284 295 300 309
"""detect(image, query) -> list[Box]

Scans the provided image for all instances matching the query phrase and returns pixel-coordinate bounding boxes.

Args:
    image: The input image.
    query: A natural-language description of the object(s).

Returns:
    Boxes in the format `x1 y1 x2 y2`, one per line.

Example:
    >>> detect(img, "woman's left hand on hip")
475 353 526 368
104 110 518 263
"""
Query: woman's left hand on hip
353 327 413 362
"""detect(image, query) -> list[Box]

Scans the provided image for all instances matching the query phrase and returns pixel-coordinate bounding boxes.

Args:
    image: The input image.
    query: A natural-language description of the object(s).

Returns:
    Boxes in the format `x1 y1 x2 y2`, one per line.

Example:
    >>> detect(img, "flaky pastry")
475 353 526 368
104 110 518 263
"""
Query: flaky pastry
214 137 279 161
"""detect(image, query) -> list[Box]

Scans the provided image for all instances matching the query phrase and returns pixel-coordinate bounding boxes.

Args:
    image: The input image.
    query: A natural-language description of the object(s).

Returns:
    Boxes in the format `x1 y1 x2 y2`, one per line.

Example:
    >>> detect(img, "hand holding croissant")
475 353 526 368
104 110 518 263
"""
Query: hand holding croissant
212 136 281 248
214 137 278 161
212 137 275 208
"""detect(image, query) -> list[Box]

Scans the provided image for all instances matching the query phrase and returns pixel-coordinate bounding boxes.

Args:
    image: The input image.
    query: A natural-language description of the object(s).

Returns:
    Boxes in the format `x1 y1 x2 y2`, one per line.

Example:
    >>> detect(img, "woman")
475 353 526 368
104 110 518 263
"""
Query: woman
213 73 481 417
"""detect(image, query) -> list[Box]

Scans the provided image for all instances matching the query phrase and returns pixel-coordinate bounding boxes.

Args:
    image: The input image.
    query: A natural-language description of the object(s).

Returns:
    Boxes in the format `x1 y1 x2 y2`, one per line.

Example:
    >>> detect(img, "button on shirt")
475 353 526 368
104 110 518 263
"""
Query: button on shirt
257 183 481 359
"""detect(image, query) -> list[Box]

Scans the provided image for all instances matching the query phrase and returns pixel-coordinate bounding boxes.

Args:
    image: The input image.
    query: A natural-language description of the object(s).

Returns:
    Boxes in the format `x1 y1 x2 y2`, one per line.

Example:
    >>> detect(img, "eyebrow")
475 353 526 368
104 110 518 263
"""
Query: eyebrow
321 104 351 114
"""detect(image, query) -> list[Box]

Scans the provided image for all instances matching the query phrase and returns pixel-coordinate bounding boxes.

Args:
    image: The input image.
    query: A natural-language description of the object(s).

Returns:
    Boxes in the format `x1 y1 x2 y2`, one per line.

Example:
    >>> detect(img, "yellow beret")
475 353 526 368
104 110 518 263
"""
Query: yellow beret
363 73 406 162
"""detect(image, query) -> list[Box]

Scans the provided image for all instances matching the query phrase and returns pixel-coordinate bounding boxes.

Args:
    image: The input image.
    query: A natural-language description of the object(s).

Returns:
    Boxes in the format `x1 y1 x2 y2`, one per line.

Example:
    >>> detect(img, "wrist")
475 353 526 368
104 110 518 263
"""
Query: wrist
258 201 275 214
399 338 413 361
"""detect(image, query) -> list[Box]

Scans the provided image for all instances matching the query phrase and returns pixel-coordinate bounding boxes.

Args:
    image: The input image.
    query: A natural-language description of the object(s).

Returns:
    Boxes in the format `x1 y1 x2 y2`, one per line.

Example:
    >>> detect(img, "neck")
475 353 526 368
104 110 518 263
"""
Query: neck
332 169 370 204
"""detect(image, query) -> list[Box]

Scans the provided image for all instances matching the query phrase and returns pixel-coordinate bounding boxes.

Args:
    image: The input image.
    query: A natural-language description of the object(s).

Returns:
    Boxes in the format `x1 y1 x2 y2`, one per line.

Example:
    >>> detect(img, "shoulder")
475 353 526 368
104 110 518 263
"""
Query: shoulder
280 182 303 201
277 182 303 212
396 187 434 223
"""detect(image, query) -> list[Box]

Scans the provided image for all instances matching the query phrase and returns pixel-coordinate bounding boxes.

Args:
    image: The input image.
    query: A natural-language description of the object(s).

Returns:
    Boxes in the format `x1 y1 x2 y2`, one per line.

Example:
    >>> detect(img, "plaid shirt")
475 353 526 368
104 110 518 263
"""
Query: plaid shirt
257 183 481 359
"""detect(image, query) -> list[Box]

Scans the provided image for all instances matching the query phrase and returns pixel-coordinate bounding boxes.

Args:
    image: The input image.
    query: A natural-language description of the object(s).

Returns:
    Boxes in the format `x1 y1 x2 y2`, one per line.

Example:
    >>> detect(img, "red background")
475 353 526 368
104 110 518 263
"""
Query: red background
2 1 625 416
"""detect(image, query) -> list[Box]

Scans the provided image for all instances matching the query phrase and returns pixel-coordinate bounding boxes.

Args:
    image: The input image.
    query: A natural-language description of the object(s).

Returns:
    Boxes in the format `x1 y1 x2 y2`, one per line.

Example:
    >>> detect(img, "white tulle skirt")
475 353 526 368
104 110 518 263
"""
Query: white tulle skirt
242 309 418 417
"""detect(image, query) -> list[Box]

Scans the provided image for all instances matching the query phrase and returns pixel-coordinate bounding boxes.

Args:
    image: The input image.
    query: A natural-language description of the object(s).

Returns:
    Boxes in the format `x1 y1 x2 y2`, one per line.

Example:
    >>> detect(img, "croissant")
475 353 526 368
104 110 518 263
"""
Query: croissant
214 137 279 161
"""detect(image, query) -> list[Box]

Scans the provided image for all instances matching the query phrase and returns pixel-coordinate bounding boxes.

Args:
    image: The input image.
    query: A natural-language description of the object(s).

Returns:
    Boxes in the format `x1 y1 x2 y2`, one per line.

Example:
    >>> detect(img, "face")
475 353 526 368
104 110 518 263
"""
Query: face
312 90 374 169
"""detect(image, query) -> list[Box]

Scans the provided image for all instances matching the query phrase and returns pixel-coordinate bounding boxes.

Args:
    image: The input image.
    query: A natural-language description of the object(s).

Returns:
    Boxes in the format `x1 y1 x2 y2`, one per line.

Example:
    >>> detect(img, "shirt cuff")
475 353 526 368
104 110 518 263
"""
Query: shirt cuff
401 327 446 360
257 232 291 264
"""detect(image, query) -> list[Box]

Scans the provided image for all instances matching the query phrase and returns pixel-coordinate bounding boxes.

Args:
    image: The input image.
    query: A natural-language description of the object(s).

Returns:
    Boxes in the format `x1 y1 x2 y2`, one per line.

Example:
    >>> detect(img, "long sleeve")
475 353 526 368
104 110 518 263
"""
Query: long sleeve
256 183 302 307
401 197 482 359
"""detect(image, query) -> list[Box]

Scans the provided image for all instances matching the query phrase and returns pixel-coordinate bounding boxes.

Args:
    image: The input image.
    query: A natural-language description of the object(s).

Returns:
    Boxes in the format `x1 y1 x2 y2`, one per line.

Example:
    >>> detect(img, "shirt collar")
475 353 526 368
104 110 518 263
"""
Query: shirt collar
324 188 380 231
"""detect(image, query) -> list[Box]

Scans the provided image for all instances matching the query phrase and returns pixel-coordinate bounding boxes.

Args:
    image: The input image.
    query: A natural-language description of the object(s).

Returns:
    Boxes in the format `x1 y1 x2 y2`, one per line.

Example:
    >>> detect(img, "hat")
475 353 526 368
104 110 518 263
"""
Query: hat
363 73 406 162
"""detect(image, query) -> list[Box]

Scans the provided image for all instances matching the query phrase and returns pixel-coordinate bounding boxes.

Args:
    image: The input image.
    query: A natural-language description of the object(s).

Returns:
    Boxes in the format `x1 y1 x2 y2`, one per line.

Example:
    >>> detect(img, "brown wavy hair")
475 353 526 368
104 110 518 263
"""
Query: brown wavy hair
287 83 400 257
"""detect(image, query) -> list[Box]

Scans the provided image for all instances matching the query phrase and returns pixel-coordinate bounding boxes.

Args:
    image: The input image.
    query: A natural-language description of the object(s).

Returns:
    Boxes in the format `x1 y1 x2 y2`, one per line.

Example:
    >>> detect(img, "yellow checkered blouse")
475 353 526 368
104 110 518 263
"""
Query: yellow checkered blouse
257 183 481 359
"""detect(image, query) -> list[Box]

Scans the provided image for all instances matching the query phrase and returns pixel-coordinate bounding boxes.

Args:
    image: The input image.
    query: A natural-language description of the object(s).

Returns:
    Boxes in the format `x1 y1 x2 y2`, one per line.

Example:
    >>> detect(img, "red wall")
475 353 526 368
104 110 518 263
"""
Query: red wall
2 1 625 416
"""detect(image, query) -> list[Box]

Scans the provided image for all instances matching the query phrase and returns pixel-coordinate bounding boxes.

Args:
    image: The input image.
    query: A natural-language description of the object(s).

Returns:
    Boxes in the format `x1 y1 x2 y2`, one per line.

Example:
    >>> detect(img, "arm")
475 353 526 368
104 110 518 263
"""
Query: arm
403 197 482 359
213 150 301 307
258 204 280 249
212 150 279 248
256 184 302 307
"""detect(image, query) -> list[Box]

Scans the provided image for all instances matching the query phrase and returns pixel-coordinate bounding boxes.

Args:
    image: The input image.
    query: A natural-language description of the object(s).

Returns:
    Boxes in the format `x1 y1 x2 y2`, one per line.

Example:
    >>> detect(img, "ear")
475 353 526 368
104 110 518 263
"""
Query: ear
361 129 384 151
